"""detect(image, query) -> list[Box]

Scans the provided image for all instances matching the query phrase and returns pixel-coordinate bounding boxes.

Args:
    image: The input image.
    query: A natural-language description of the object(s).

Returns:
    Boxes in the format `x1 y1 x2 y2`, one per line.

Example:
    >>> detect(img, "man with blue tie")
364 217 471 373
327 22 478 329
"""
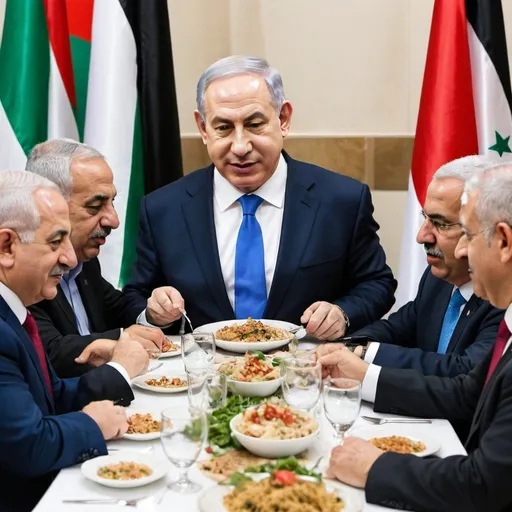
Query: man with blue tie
347 155 504 377
123 55 397 338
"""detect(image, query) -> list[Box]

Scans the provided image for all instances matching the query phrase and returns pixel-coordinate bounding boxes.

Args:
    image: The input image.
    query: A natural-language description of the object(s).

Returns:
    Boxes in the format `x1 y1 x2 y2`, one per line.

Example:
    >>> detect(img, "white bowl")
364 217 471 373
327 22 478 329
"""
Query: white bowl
195 319 302 353
227 377 282 397
229 410 319 458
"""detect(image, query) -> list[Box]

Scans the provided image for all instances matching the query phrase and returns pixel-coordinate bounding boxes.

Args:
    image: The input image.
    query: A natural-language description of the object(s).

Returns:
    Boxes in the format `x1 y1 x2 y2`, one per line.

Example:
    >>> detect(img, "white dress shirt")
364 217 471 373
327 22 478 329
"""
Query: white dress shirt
214 154 287 309
361 281 475 402
0 281 130 384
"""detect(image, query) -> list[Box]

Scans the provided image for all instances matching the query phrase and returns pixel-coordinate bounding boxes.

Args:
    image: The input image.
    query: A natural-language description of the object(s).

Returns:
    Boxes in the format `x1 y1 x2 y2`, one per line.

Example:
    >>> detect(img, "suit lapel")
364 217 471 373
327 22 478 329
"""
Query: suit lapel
182 168 234 319
446 295 482 353
76 263 100 332
466 345 512 446
54 285 79 332
264 159 319 319
0 297 53 410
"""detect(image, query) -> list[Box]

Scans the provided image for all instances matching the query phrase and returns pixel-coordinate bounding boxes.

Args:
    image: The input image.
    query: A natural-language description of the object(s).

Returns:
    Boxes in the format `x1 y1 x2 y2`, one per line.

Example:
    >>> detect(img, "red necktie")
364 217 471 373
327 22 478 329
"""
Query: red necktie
485 319 511 385
23 312 53 400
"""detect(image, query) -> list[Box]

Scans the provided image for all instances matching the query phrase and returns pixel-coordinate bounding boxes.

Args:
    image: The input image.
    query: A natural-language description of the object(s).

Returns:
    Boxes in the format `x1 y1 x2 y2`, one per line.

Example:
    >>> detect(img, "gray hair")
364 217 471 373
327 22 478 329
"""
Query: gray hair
26 139 104 200
196 55 286 121
433 154 497 183
464 163 512 244
0 171 59 243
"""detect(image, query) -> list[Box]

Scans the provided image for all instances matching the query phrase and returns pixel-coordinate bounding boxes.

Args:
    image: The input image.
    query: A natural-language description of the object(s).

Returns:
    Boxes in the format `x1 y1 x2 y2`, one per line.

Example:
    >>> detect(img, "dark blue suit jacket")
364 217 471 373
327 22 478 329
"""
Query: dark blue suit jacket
123 153 396 332
355 267 504 376
0 296 133 511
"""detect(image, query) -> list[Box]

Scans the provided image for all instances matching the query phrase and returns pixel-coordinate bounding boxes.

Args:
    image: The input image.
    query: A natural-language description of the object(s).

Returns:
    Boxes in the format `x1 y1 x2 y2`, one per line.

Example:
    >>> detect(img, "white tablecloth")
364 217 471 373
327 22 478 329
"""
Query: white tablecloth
34 337 467 511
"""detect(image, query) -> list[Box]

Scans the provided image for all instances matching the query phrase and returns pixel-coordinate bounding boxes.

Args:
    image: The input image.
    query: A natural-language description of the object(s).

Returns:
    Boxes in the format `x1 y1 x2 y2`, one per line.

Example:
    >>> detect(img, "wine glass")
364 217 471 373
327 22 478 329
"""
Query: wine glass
181 333 215 372
280 356 322 411
186 369 227 413
323 378 361 444
160 406 208 494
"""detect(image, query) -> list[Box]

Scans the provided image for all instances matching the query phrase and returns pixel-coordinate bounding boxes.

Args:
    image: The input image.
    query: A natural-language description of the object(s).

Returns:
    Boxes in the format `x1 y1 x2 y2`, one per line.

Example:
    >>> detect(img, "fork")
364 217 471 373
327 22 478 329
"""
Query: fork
178 308 194 334
361 416 432 425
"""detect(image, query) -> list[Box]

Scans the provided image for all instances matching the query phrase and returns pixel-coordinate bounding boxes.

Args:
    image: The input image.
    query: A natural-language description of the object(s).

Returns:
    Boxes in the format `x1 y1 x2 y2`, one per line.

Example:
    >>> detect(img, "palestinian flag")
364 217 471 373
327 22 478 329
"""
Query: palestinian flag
0 0 183 287
396 0 512 307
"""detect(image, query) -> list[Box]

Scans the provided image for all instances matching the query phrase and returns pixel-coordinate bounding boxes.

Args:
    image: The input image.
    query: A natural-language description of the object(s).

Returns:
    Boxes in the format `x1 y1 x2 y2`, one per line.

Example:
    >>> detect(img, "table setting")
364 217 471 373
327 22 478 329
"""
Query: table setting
34 318 467 511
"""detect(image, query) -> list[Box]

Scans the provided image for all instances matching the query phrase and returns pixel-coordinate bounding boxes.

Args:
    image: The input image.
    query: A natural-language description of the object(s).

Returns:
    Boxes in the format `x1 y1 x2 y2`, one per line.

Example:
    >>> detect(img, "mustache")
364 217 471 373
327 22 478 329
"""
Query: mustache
424 244 444 259
89 227 111 239
50 264 70 276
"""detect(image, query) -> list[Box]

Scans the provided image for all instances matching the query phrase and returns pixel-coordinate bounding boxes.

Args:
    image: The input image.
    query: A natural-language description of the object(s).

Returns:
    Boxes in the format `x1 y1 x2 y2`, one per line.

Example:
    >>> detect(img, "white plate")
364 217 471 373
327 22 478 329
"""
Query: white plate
123 409 162 441
350 425 440 457
195 319 302 353
230 409 319 458
132 373 188 394
81 452 167 489
198 474 364 512
227 377 282 397
160 336 181 358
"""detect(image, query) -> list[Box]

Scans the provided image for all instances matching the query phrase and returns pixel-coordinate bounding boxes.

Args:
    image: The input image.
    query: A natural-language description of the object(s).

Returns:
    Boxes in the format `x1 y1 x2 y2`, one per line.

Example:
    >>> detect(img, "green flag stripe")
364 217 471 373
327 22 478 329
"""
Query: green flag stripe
119 102 144 287
69 35 91 141
0 0 50 155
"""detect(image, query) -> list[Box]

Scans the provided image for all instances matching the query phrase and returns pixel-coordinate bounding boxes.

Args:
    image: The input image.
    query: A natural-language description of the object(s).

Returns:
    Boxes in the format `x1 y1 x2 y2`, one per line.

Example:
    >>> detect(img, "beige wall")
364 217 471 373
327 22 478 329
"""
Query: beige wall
169 0 512 136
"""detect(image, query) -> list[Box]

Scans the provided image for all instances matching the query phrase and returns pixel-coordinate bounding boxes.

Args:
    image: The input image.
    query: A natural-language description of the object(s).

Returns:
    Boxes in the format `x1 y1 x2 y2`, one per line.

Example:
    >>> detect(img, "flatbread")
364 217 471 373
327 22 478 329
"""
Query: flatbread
198 449 272 482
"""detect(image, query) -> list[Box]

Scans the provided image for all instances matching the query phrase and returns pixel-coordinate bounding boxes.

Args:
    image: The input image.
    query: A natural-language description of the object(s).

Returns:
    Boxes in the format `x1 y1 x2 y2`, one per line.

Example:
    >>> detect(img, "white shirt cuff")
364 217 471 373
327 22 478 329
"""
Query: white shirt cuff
106 362 131 385
361 363 382 403
137 309 173 329
364 342 380 363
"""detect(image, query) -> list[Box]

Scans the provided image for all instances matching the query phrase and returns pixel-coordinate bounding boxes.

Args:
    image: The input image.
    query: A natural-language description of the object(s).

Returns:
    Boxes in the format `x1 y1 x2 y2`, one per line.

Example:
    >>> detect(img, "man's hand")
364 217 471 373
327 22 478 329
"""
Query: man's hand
123 324 165 354
75 339 117 367
315 343 369 381
111 334 150 379
301 302 346 340
325 437 384 488
146 286 185 326
82 400 128 440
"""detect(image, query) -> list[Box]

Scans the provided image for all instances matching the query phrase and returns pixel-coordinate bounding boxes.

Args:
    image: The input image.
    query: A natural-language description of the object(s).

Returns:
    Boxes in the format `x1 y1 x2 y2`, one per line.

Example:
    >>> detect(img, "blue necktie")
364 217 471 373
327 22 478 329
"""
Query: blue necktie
234 195 267 319
437 289 466 354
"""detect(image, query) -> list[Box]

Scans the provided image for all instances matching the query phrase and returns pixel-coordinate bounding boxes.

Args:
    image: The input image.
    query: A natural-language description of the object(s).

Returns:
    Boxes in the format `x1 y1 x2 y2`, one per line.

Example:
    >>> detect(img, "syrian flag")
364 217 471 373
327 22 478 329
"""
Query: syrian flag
0 0 78 171
396 0 512 307
0 0 183 288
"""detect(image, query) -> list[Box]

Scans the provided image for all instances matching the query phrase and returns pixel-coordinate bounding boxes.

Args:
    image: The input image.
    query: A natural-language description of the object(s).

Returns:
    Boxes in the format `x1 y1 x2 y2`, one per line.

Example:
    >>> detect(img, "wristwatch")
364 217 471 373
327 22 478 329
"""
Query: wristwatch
336 306 350 330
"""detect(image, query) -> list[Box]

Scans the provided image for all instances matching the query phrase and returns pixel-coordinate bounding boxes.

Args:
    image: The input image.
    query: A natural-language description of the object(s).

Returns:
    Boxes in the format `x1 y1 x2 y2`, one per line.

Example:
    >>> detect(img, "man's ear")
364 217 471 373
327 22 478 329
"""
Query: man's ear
0 229 18 269
194 110 208 145
496 222 512 263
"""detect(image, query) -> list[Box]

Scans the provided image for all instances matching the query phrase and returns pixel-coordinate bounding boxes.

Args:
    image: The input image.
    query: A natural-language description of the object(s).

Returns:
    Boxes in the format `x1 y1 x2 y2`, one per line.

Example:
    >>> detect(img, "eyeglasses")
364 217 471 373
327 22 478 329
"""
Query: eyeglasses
420 210 462 232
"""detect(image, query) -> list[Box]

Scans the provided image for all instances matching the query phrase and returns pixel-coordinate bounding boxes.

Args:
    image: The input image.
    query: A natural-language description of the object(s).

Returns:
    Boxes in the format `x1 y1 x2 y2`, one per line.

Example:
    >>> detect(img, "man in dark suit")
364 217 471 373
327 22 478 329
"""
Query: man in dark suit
123 55 397 339
319 163 512 512
353 155 503 377
25 139 166 377
0 171 149 511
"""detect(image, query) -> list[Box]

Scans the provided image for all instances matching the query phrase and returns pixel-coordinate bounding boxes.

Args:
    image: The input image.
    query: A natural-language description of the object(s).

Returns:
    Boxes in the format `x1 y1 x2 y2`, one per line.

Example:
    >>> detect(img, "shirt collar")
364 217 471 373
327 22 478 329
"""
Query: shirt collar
63 261 83 283
0 281 27 324
457 281 474 303
213 153 287 212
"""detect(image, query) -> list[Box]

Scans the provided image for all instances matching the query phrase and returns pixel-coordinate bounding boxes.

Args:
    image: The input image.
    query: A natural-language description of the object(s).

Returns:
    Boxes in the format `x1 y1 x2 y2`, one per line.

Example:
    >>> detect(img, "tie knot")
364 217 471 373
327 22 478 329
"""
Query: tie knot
239 194 263 216
23 312 38 336
450 288 466 309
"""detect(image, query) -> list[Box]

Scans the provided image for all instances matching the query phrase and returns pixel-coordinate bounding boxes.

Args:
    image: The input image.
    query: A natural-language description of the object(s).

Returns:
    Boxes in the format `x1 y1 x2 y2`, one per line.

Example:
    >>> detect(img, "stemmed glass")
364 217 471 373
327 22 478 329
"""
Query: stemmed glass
280 356 322 411
186 370 227 413
181 333 215 372
323 378 361 444
160 406 208 494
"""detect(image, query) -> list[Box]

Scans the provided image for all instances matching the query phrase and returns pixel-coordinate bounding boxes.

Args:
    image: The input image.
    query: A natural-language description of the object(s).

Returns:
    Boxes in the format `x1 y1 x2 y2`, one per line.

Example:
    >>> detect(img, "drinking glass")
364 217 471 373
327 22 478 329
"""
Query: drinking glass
181 333 215 372
323 378 361 444
160 407 208 494
187 370 227 413
280 356 322 411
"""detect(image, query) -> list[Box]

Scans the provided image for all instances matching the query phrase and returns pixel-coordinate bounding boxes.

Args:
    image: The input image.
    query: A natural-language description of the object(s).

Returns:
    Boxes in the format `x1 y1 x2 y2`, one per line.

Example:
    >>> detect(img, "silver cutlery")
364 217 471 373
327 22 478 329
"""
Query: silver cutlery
62 496 150 507
362 416 432 425
148 362 163 372
181 309 194 332
108 446 154 454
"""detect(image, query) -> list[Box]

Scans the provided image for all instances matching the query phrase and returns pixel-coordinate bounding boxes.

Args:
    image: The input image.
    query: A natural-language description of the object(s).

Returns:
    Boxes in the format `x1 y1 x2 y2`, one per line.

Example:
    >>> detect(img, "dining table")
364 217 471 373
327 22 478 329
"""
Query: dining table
34 336 467 512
